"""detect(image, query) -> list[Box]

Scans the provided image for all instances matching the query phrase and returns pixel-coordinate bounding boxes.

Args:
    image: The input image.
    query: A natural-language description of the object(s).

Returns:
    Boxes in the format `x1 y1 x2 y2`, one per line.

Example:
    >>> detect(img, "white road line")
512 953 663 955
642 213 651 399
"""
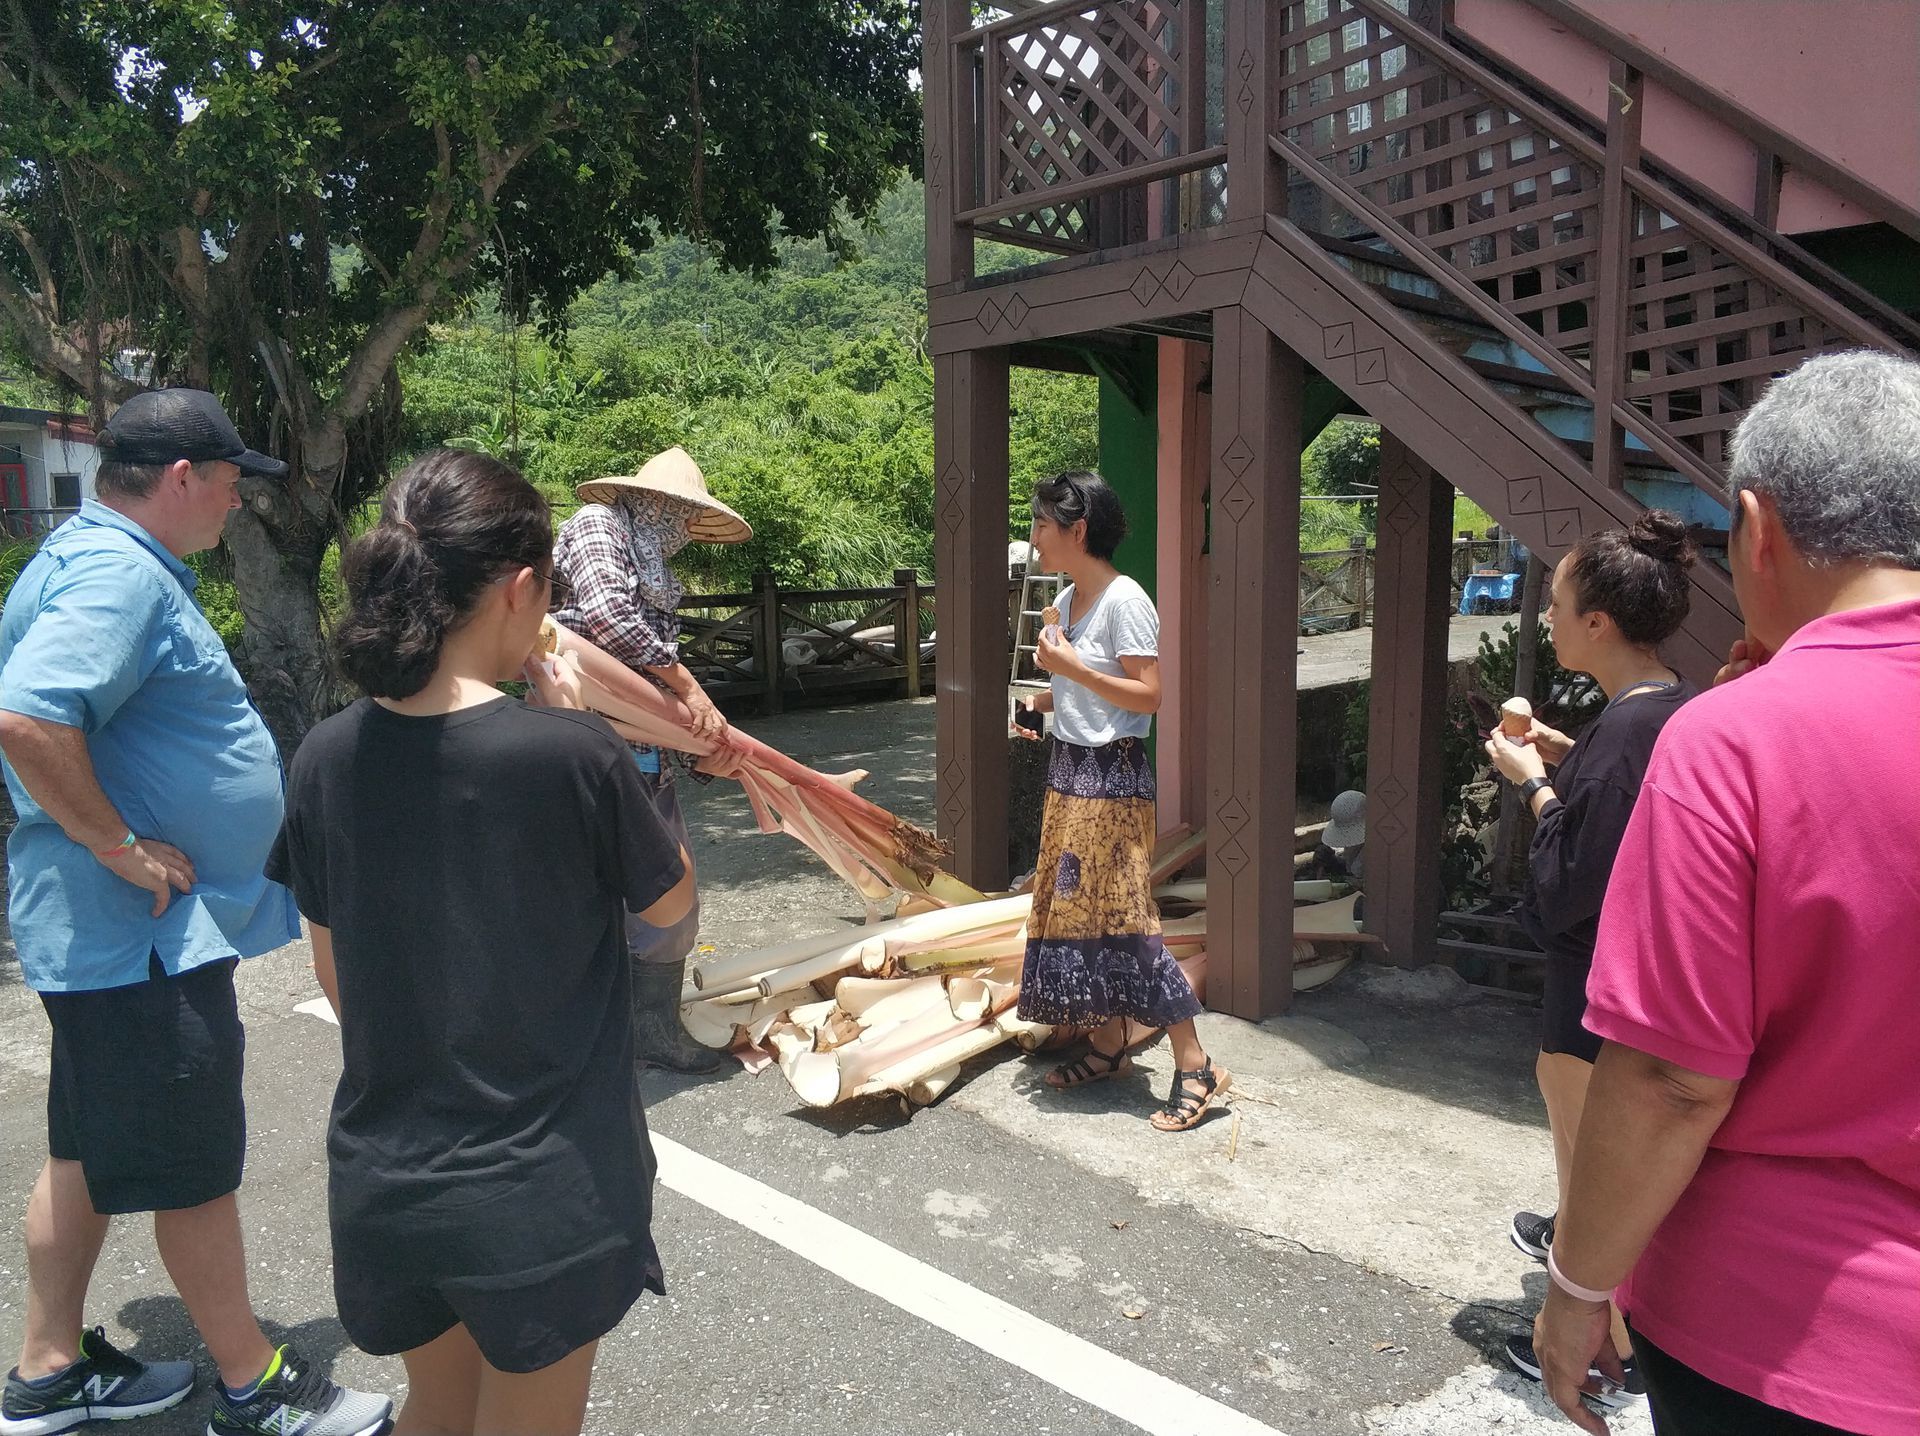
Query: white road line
652 1133 1291 1436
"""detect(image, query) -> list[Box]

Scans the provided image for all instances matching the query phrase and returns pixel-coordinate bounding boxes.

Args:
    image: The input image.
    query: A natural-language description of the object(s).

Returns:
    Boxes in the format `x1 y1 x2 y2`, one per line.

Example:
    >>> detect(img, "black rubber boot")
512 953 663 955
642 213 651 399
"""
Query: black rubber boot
631 958 729 1073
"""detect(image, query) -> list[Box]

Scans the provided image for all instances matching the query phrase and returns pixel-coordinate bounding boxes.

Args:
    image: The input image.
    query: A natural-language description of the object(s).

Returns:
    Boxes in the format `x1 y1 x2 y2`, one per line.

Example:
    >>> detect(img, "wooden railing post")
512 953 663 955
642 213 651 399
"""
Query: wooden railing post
756 570 784 716
895 567 923 699
1590 60 1644 493
924 0 976 288
1351 535 1370 627
1221 0 1281 226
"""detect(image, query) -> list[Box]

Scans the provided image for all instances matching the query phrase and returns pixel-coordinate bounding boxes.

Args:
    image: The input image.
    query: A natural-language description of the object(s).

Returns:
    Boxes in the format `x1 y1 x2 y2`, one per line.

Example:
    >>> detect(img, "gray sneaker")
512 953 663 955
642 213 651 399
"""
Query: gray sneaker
206 1347 389 1436
1 1326 195 1434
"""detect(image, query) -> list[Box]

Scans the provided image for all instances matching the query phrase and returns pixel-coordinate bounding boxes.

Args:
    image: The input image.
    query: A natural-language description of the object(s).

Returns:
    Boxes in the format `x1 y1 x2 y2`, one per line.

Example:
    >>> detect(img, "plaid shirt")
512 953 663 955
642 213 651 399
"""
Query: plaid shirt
550 505 680 671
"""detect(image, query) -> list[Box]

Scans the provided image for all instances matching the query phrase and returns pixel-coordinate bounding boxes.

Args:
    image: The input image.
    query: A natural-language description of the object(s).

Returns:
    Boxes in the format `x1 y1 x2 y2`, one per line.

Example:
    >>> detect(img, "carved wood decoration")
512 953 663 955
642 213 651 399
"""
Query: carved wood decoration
1205 310 1302 1018
1363 438 1452 968
930 232 1259 353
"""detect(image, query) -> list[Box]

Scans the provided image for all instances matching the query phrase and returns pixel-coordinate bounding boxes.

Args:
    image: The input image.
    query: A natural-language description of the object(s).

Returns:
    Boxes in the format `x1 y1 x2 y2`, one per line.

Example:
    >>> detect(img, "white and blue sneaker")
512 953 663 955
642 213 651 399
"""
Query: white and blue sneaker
1 1326 194 1434
207 1347 389 1436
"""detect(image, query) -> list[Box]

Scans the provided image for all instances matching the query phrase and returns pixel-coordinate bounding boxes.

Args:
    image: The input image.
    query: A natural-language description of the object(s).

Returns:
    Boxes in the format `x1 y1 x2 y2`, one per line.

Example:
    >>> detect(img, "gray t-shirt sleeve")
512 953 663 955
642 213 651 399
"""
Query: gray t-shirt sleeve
1110 587 1159 658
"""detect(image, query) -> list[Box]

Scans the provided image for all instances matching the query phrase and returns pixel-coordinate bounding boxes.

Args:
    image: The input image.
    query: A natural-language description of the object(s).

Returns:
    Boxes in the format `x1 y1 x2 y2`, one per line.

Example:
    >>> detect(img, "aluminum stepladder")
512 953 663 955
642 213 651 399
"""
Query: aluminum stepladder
1009 563 1067 692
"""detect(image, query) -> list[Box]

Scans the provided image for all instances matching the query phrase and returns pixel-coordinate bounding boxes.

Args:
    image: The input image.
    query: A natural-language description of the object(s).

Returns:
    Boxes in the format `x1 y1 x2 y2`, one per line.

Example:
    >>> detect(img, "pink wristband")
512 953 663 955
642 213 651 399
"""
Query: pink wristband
1547 1247 1614 1304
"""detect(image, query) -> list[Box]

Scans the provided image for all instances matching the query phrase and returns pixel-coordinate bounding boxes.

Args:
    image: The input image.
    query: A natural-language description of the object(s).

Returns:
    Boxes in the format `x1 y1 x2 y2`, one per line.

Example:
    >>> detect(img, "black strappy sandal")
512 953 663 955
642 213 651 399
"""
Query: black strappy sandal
1149 1057 1233 1131
1045 1041 1133 1090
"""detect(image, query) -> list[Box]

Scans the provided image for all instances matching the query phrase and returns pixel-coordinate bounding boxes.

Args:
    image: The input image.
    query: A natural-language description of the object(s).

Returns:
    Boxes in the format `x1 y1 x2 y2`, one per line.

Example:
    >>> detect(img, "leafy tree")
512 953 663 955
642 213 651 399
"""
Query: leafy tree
0 0 918 747
1303 418 1381 495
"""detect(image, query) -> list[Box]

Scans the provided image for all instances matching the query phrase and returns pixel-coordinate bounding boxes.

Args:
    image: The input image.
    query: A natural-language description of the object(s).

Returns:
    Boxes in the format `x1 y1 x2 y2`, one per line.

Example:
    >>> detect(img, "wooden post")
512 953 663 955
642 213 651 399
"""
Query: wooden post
1363 438 1452 967
1351 535 1370 628
1205 308 1301 1018
1156 335 1211 836
933 348 1012 892
756 570 784 716
1222 0 1282 226
1590 61 1644 493
896 567 923 698
923 0 976 288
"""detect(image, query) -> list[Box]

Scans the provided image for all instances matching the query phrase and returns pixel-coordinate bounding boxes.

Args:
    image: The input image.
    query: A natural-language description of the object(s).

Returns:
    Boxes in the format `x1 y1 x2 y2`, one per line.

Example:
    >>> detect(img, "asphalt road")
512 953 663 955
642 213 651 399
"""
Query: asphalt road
0 695 1640 1436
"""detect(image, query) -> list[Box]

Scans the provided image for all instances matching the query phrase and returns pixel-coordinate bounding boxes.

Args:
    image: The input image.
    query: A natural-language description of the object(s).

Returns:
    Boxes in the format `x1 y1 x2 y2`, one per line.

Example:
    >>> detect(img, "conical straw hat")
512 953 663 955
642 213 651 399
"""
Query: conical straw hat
575 447 752 544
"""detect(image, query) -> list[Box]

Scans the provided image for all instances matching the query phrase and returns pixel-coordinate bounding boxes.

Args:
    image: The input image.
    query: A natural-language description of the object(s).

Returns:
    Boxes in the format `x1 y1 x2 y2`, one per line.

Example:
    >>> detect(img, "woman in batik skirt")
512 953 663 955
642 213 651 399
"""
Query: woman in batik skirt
1011 470 1229 1132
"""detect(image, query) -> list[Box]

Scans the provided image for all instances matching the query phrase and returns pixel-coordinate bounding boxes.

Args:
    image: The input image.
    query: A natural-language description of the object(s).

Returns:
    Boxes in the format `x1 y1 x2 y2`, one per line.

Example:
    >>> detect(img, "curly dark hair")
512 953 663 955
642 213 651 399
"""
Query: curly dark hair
1565 509 1696 647
334 448 552 699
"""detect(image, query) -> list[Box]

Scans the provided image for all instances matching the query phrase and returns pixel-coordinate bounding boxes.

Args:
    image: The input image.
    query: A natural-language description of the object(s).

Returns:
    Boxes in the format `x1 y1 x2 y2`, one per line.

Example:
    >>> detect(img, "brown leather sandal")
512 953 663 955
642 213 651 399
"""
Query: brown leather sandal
1149 1057 1233 1131
1046 1041 1133 1089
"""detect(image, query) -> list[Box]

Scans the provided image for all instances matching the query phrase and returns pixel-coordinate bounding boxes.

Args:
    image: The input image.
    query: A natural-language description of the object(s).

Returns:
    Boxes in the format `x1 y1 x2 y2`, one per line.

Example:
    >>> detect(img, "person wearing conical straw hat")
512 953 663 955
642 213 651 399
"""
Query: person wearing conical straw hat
552 447 751 1074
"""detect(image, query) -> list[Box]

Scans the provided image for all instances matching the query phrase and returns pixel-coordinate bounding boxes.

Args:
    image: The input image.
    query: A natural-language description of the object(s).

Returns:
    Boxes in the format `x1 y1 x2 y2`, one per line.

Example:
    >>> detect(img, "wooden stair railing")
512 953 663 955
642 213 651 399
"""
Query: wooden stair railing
1267 0 1917 507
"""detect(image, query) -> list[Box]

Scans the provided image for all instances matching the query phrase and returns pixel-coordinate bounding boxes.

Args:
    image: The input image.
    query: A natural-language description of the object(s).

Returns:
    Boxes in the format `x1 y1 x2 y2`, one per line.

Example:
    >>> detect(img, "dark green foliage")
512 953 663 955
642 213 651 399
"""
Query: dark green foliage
399 183 1102 593
0 0 921 742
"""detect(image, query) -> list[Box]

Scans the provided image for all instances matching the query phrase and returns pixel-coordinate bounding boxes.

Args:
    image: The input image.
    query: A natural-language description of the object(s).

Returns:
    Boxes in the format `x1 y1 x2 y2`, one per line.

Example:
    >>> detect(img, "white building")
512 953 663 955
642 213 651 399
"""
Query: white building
0 405 99 538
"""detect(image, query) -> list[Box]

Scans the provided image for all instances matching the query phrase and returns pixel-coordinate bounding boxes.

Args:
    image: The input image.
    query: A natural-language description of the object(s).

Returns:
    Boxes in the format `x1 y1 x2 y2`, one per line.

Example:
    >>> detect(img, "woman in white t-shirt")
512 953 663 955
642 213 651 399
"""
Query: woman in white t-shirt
1011 471 1227 1132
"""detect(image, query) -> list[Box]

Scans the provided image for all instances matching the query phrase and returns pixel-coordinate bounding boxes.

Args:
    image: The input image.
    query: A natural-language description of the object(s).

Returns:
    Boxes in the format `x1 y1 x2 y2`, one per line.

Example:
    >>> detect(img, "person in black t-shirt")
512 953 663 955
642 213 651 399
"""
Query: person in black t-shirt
266 448 693 1436
1483 510 1699 1399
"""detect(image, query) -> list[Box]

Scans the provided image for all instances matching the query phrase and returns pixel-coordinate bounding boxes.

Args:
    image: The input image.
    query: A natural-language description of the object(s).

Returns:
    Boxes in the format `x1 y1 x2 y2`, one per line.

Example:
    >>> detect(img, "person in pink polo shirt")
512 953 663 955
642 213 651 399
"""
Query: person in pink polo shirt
1531 349 1920 1436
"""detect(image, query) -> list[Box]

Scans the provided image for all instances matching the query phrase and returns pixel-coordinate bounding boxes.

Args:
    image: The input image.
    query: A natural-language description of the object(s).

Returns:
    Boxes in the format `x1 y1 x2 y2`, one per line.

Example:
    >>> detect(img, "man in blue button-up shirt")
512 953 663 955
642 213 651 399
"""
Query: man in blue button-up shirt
0 390 389 1436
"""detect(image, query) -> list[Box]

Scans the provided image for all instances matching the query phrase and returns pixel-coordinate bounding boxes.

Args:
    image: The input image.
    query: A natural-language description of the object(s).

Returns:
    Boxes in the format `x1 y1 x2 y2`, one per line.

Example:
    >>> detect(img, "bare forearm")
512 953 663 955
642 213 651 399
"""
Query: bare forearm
1552 1043 1736 1289
644 661 701 700
0 714 129 850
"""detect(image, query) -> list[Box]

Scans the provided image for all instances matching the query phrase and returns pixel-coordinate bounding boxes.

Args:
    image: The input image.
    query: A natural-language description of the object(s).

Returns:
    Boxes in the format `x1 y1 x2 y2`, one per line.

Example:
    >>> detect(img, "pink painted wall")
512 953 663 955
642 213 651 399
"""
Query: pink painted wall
1454 0 1920 232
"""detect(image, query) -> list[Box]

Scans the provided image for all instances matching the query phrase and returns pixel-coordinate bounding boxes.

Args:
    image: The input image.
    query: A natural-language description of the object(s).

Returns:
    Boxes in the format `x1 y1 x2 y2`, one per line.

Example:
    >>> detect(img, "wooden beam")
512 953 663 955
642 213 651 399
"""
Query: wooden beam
932 349 1011 890
1590 62 1643 494
1205 307 1301 1018
928 229 1262 355
1362 438 1451 967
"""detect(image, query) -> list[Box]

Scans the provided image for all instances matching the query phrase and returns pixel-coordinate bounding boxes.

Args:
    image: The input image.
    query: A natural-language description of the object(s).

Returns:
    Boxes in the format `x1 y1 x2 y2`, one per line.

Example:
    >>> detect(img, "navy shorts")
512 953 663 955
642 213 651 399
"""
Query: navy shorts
41 954 246 1215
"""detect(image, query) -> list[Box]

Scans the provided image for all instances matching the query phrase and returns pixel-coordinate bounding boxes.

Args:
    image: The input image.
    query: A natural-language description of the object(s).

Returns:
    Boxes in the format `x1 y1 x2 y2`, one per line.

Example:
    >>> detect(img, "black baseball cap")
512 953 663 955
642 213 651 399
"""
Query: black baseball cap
99 388 288 479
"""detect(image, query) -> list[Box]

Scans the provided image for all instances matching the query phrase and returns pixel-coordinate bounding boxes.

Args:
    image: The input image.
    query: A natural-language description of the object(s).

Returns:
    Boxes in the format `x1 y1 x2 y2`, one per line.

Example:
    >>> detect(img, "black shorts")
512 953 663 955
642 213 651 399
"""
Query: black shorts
1540 952 1602 1063
333 1239 659 1373
1629 1324 1869 1435
41 955 246 1215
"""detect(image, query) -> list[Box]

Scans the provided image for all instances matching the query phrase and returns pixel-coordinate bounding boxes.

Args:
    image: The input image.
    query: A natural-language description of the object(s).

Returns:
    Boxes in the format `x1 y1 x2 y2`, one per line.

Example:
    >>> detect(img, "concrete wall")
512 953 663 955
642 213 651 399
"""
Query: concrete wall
1455 0 1920 233
0 419 98 509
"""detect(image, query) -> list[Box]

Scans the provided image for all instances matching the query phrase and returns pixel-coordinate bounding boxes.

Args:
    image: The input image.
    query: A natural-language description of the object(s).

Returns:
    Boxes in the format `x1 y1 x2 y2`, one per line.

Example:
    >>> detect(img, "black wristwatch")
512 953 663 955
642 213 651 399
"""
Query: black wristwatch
1518 776 1554 802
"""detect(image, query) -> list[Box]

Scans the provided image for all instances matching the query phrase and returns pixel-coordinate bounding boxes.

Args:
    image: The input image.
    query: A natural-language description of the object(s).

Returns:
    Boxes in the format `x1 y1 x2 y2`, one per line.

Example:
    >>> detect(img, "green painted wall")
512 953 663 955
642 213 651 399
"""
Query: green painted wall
1096 362 1159 601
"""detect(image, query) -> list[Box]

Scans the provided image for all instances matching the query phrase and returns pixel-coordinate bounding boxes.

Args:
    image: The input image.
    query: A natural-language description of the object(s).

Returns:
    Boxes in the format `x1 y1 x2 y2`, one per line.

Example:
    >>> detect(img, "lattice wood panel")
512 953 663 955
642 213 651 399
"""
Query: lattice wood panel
1271 0 1890 488
1620 205 1855 474
984 0 1195 248
1275 0 1603 374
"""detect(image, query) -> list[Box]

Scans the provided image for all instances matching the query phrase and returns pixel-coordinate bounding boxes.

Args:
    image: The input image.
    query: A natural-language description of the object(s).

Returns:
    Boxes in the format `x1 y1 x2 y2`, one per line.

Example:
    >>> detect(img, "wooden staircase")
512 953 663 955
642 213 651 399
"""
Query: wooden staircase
928 0 1920 683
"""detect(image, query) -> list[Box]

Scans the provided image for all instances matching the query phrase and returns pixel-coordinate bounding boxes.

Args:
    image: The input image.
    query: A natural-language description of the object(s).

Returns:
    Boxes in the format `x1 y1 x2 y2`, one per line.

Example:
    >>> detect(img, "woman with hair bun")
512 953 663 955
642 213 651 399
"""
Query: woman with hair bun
1486 508 1698 1403
266 448 694 1435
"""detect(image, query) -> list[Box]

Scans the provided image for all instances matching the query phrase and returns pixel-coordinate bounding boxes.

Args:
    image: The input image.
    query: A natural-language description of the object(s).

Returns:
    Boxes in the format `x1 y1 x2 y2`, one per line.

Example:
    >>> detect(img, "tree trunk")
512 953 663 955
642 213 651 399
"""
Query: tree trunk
225 500 340 758
222 416 352 757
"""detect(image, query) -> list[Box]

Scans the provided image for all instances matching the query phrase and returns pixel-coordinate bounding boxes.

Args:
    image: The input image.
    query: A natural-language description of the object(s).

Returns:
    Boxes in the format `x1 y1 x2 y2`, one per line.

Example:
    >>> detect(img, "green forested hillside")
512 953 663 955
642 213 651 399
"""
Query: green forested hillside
400 181 1103 592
